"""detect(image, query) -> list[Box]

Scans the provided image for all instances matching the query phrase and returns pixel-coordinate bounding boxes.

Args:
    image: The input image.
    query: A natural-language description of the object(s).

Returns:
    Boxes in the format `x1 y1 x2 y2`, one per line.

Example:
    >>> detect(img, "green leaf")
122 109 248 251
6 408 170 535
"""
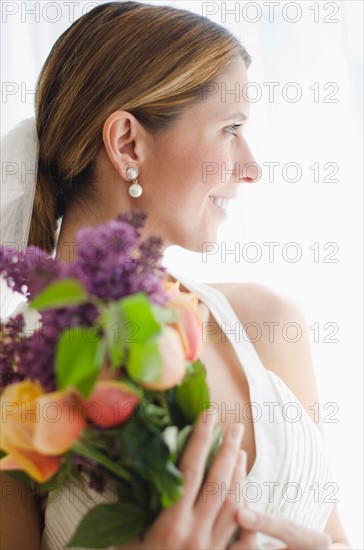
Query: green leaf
119 413 184 507
101 294 164 380
29 279 88 310
99 302 128 370
175 359 210 422
151 304 179 324
66 502 147 548
141 403 170 431
118 293 161 342
55 326 104 398
124 473 152 512
165 388 189 427
127 337 162 384
160 463 184 508
71 440 131 481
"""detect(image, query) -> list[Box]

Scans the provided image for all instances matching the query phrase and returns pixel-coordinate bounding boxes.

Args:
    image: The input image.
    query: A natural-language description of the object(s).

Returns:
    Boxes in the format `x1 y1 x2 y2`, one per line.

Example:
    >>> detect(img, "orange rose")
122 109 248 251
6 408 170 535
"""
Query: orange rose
163 280 204 361
0 380 78 482
0 379 140 482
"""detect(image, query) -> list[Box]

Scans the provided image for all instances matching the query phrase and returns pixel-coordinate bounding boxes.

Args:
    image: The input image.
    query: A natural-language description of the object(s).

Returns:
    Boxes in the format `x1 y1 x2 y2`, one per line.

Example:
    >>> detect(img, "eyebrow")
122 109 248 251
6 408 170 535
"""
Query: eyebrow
221 112 248 122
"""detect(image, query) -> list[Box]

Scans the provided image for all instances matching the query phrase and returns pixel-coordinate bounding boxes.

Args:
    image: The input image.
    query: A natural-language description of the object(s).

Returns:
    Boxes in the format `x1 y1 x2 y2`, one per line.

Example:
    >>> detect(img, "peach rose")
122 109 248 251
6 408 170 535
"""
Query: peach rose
163 280 204 361
85 380 140 428
141 325 186 390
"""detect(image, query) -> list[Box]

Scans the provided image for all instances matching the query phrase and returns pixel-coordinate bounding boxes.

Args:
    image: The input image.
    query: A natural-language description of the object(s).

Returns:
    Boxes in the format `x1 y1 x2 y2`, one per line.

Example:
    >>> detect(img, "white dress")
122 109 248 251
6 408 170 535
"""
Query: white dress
40 274 335 549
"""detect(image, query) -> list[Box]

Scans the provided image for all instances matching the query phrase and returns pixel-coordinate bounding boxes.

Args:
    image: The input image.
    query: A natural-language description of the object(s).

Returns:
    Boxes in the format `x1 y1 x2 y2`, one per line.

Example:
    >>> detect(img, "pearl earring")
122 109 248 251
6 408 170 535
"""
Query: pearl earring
126 166 143 198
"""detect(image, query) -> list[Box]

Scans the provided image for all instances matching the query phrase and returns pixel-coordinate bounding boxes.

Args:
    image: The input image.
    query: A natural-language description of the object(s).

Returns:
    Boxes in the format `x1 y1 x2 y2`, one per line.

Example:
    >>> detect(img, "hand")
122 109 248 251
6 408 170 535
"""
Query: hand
117 413 247 550
230 505 332 549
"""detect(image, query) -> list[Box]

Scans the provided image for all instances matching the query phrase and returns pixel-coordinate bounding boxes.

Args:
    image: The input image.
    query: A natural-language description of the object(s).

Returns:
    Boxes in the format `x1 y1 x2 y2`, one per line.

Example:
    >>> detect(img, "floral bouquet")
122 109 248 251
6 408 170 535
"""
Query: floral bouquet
0 210 222 549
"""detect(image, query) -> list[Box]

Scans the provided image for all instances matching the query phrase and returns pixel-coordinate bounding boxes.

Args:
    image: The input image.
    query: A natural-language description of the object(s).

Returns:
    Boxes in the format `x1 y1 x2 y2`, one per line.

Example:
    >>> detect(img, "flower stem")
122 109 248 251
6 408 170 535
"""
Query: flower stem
159 392 171 420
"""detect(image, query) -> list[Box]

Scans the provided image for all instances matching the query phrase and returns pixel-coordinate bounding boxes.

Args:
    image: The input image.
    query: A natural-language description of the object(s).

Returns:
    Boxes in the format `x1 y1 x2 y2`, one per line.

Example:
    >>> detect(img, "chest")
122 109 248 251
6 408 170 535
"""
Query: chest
198 313 257 477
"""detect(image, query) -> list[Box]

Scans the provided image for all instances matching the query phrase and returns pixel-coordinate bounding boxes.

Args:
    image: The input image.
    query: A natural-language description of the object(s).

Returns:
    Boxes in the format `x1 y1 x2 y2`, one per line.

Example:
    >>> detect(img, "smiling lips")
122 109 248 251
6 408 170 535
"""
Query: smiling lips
208 195 232 214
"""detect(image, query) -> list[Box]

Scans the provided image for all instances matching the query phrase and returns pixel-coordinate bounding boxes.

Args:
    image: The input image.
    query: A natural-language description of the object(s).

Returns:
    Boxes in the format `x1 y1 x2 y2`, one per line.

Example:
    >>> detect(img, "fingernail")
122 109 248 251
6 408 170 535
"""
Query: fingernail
239 507 257 524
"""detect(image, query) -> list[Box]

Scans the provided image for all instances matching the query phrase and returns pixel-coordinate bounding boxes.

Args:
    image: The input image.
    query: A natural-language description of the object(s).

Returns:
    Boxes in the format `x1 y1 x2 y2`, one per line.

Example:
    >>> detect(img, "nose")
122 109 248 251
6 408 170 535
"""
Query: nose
237 138 261 183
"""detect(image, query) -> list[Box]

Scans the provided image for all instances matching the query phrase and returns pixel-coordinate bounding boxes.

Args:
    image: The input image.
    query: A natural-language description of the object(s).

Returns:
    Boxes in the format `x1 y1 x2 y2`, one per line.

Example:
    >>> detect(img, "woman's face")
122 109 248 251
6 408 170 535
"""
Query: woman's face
100 58 259 252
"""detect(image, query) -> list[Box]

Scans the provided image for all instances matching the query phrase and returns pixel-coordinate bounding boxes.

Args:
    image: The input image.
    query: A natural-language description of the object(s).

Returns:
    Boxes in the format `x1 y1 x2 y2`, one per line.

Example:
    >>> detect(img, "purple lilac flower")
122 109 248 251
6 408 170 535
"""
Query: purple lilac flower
0 210 170 392
64 209 168 304
40 303 100 334
0 304 100 392
0 315 25 389
73 455 107 494
0 355 22 389
65 219 138 301
88 471 107 494
0 246 33 296
1 313 57 392
16 329 57 391
0 246 63 298
26 252 64 297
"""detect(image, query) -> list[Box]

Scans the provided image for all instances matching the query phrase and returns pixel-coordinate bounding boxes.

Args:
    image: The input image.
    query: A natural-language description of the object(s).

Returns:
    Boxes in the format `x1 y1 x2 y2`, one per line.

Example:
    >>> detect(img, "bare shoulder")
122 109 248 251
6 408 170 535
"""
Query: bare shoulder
209 281 323 432
208 280 300 328
207 281 352 546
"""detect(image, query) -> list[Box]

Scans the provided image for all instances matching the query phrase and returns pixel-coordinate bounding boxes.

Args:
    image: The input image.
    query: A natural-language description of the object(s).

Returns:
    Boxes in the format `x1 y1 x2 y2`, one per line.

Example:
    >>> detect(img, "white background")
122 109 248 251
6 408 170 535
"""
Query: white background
1 1 363 547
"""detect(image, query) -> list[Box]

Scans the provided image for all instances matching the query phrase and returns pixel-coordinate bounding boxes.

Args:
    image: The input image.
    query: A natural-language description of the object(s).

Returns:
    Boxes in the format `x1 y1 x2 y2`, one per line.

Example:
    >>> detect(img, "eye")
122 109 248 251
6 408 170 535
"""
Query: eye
225 123 243 137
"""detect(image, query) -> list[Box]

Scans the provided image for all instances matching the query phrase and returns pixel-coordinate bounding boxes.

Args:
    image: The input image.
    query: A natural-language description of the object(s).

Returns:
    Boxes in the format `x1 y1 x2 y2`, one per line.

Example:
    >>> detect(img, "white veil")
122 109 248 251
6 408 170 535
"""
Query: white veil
0 118 39 321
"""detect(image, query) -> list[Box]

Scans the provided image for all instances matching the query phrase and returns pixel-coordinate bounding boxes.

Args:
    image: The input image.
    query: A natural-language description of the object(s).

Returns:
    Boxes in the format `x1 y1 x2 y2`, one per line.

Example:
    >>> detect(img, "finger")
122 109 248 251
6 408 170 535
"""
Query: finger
259 543 288 549
213 450 247 548
175 410 218 511
228 526 257 550
237 508 332 550
195 423 244 523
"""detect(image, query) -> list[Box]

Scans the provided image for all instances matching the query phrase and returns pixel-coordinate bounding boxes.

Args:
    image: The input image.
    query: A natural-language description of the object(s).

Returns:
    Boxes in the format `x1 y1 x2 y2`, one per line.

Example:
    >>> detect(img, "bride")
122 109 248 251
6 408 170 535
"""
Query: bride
0 1 351 549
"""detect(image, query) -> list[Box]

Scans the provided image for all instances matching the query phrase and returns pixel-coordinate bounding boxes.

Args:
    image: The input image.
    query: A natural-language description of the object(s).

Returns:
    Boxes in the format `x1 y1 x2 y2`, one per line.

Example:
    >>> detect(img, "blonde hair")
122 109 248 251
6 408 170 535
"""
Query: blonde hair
29 1 251 253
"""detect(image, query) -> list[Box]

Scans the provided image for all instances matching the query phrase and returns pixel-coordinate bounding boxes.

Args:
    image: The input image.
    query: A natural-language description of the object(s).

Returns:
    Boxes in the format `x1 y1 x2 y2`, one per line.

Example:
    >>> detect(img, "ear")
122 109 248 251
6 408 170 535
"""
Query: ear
102 110 140 181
